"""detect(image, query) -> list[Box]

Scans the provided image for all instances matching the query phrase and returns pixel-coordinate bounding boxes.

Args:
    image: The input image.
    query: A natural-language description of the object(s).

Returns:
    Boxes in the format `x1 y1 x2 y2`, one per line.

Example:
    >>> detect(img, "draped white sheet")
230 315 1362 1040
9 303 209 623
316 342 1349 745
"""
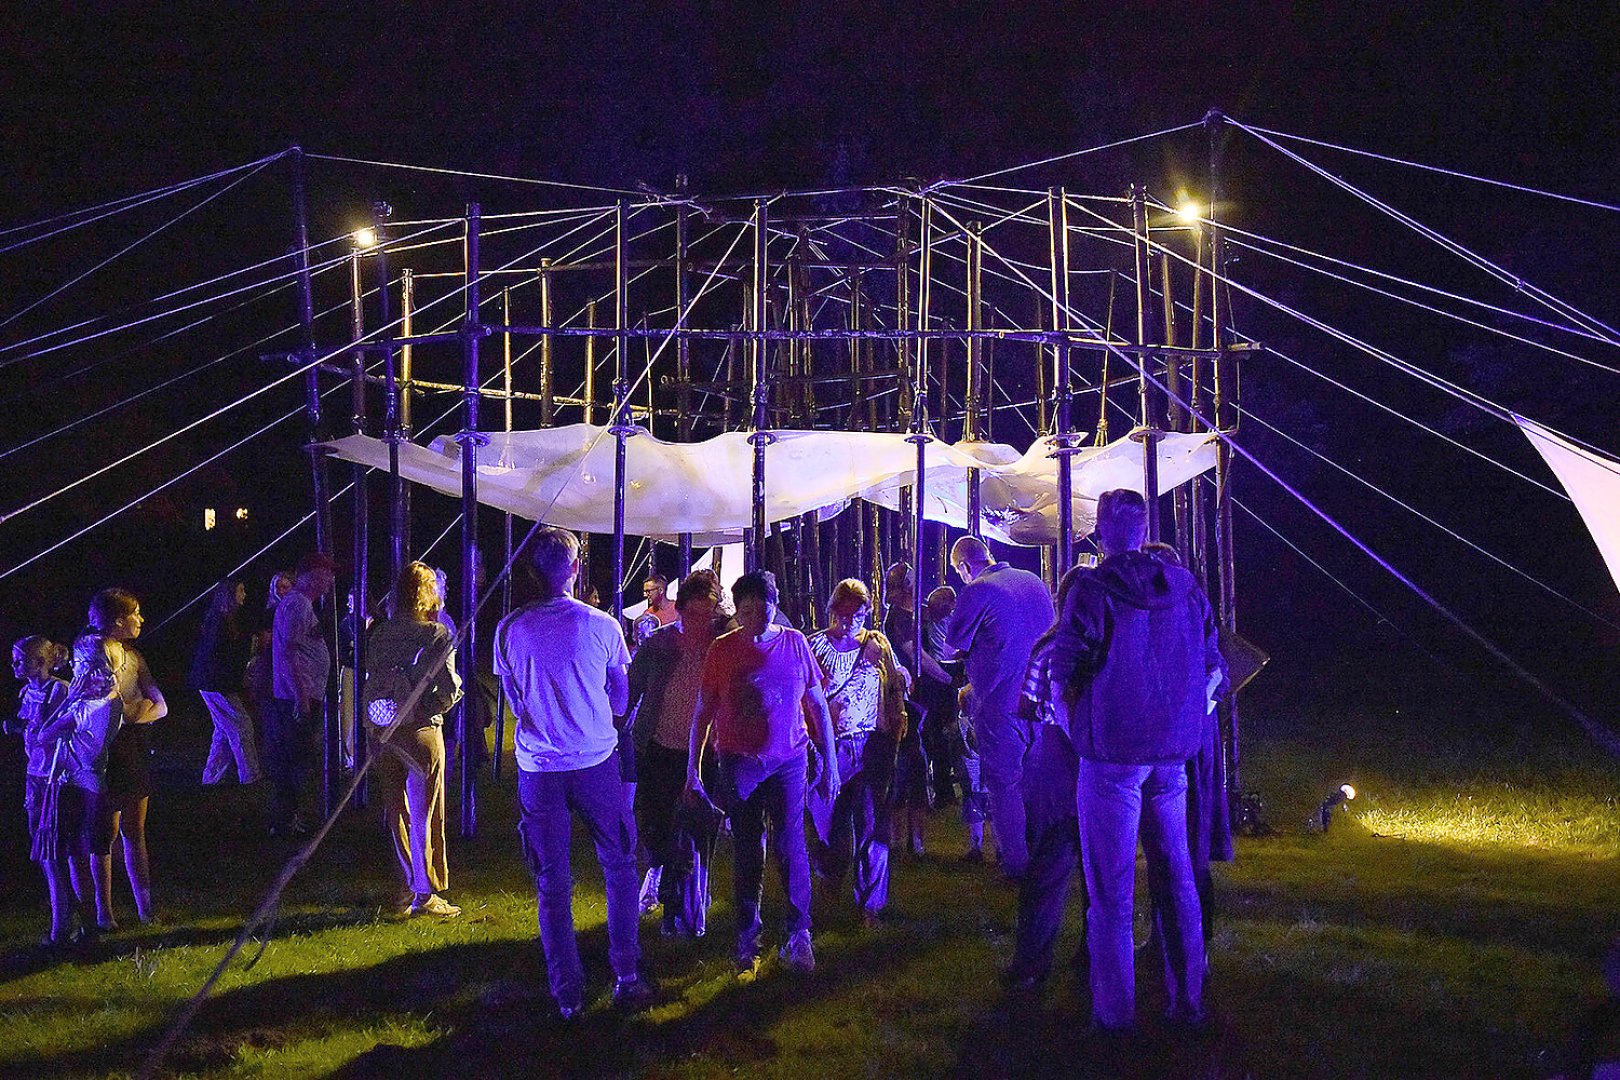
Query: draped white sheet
1517 415 1620 596
322 424 1217 547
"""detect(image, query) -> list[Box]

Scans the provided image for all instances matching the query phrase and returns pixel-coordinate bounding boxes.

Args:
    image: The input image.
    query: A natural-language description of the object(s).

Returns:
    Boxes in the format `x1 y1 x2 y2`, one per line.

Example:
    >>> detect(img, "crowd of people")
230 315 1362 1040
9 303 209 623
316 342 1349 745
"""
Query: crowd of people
10 486 1229 1039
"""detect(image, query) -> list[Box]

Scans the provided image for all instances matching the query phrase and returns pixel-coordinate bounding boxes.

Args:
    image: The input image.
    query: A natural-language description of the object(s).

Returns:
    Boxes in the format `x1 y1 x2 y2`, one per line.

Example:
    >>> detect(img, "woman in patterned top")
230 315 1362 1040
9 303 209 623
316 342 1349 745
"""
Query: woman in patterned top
806 578 908 925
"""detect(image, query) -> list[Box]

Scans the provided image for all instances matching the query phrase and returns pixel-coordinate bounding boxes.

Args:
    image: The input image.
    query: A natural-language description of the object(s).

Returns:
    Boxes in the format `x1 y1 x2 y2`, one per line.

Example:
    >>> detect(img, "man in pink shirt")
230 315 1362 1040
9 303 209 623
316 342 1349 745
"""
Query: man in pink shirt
688 570 838 977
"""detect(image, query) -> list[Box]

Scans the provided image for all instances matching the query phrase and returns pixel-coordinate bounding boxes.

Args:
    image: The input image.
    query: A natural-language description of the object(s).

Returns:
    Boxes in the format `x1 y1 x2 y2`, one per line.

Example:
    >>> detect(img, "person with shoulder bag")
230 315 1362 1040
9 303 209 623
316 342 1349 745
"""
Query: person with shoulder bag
806 578 908 927
364 561 463 919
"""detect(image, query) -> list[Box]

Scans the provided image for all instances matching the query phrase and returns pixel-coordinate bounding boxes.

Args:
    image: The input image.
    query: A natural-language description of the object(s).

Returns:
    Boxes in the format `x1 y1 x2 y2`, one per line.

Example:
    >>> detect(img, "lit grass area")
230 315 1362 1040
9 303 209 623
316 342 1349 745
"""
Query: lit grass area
0 667 1616 1077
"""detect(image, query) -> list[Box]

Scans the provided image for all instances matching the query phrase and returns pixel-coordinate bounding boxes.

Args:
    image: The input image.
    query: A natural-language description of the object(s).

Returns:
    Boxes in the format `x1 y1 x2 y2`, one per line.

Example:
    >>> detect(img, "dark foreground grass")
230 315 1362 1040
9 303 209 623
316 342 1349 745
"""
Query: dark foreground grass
0 663 1616 1078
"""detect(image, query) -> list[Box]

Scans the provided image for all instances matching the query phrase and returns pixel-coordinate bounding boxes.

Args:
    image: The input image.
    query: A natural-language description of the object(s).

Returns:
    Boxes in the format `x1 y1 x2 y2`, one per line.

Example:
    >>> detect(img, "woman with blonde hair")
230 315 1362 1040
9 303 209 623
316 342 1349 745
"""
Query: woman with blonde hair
363 561 463 918
807 577 908 925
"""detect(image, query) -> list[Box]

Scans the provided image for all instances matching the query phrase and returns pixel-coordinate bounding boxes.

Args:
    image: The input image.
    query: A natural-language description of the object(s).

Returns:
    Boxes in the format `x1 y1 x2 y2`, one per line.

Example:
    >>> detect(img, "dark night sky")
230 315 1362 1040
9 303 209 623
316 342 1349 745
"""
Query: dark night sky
1 3 1617 712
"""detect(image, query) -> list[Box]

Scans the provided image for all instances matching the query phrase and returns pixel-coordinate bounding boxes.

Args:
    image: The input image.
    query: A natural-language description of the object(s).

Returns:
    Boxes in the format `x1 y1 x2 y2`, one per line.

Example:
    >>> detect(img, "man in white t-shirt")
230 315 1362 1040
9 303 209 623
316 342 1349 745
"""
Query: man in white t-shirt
494 527 652 1018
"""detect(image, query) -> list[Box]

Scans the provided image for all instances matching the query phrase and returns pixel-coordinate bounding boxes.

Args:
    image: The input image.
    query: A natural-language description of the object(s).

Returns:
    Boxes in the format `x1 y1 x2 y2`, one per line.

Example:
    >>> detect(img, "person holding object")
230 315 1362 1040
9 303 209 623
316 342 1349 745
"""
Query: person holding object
56 633 126 938
495 527 653 1018
686 569 838 977
946 537 1054 879
1052 489 1227 1034
626 569 731 937
808 578 907 924
365 561 463 919
14 636 74 943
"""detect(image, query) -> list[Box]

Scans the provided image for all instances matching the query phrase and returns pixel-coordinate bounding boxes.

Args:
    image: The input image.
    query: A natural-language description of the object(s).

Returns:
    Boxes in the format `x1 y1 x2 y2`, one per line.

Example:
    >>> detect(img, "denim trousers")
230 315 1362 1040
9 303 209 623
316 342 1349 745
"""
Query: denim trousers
261 697 316 828
517 755 641 1009
1075 757 1204 1029
715 751 812 958
974 707 1031 875
1010 723 1083 981
808 731 894 915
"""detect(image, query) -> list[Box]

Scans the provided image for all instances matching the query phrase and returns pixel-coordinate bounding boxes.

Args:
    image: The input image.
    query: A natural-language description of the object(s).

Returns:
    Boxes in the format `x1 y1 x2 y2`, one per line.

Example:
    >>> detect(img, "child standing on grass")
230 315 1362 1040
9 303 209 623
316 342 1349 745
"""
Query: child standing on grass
14 636 74 943
58 632 127 938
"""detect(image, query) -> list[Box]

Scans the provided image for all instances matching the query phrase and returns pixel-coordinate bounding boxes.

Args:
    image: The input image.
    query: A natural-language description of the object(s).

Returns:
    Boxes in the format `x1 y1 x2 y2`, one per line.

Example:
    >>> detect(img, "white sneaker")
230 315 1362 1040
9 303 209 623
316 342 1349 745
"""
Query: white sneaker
411 893 462 918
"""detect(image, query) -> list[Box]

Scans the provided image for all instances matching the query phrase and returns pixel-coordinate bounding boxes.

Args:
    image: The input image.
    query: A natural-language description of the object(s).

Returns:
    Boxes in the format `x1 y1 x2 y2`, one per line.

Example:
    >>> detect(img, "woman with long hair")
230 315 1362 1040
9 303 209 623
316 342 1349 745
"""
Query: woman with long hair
364 561 463 918
806 578 908 926
193 580 261 785
86 587 165 927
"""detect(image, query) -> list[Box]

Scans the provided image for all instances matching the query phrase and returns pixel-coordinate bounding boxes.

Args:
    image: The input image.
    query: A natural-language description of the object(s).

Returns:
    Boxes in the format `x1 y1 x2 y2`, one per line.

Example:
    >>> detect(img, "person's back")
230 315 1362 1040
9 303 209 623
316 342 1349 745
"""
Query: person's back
949 562 1054 717
1058 550 1220 766
272 587 328 707
494 526 646 1019
495 594 625 772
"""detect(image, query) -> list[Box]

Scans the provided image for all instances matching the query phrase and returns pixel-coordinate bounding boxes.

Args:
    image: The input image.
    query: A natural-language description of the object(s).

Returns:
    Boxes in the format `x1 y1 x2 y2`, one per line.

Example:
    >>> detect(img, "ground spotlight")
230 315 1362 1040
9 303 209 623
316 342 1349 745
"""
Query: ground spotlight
1311 783 1356 833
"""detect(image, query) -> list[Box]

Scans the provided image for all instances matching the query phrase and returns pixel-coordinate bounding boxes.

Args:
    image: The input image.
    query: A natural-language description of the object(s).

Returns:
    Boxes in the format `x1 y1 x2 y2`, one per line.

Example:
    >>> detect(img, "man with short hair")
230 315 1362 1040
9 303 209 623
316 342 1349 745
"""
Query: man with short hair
1053 489 1226 1033
632 573 677 650
946 536 1055 878
495 527 651 1018
687 569 838 977
266 551 335 837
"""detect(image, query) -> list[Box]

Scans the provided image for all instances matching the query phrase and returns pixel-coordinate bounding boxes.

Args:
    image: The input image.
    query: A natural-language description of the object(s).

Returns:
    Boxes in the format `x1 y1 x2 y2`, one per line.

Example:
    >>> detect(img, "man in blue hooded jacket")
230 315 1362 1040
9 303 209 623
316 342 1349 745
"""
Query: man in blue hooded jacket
1053 488 1226 1033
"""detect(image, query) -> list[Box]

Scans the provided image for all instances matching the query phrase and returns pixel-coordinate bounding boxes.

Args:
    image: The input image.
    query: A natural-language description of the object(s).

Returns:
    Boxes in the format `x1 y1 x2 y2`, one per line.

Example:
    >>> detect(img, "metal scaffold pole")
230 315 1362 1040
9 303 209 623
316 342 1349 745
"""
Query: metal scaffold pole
1207 111 1243 809
289 147 340 821
456 203 486 838
1048 188 1077 574
965 220 984 539
397 268 415 561
1131 185 1163 544
674 203 694 579
612 200 632 627
347 227 371 808
909 195 933 681
746 198 771 572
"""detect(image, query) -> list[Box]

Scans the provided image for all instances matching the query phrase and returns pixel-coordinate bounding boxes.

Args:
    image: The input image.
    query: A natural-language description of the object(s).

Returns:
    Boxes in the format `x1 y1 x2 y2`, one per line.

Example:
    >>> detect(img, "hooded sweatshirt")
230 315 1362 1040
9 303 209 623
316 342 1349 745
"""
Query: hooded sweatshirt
1052 549 1225 765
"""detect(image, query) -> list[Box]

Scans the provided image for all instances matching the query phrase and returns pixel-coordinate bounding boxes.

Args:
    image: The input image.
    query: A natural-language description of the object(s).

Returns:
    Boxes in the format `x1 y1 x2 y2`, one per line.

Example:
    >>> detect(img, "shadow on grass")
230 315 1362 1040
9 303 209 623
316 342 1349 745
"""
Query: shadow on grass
3 919 957 1078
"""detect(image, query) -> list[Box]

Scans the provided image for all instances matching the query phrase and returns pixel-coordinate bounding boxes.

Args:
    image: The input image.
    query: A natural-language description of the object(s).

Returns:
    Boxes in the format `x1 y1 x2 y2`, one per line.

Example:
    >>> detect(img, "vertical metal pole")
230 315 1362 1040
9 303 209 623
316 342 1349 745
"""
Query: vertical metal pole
1187 226 1209 590
612 200 631 626
1131 185 1162 544
675 203 694 579
1207 109 1242 806
965 221 984 538
1049 188 1076 573
1163 241 1193 563
398 269 416 560
493 286 515 780
374 207 403 589
289 147 340 820
746 198 770 572
585 300 598 425
909 196 932 680
347 239 371 807
456 203 485 838
539 259 555 427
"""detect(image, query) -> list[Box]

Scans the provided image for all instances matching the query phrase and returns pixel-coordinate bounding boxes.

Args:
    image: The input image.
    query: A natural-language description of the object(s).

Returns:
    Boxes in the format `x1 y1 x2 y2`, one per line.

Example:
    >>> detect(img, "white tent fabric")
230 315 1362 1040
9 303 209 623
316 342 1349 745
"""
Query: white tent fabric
322 423 1217 547
1517 415 1620 596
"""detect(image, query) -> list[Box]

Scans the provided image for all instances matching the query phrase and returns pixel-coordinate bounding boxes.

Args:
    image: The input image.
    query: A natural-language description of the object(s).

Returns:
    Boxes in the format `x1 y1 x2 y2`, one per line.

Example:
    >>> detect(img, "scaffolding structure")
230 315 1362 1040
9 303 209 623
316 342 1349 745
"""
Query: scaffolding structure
282 117 1249 835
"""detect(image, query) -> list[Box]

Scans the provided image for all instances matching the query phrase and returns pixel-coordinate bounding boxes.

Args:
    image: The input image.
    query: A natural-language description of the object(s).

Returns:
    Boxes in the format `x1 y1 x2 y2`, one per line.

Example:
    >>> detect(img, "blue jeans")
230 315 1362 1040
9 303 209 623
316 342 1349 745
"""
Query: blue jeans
517 756 641 1010
262 697 317 829
974 707 1031 875
1010 724 1082 982
1075 758 1204 1029
808 732 894 916
716 751 812 959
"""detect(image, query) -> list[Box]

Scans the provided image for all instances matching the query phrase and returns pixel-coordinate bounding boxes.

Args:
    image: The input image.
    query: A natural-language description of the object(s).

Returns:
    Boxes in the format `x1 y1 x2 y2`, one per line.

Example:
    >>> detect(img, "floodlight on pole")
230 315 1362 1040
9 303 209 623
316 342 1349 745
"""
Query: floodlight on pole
352 227 379 249
1176 201 1202 224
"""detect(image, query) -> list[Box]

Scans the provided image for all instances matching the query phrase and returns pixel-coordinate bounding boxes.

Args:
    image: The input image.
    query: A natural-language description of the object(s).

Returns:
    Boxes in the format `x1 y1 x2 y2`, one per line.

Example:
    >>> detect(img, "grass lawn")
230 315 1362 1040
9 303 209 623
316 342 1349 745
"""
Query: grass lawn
0 662 1616 1078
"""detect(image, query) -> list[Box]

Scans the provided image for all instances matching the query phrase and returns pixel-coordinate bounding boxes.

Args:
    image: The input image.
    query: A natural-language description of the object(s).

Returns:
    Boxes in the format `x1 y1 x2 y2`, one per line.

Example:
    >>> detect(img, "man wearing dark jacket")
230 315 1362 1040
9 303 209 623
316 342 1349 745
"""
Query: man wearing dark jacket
1053 489 1226 1033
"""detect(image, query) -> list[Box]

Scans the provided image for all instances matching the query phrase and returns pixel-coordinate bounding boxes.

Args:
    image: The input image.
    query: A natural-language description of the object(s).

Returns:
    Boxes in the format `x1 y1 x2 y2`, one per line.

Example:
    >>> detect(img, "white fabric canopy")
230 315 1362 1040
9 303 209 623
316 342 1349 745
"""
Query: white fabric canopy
322 423 1217 547
1517 415 1620 596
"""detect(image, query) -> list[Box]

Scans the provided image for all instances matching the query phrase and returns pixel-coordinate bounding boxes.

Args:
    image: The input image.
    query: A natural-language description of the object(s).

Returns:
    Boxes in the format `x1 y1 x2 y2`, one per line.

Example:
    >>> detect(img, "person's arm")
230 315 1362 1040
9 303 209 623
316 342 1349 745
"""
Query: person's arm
1200 591 1229 709
129 652 167 724
607 662 630 719
872 635 909 738
802 679 841 799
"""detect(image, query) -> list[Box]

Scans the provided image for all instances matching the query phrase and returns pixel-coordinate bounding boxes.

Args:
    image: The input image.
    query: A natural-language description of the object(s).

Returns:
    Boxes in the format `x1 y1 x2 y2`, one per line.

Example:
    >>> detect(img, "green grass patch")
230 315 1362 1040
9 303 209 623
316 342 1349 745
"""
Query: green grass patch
1 667 1616 1076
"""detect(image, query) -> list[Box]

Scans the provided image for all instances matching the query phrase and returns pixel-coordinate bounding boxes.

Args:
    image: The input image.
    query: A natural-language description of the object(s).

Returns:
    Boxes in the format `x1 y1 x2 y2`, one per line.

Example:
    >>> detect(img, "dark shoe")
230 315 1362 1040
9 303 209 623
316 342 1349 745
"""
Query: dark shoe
612 975 658 1011
780 930 815 972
